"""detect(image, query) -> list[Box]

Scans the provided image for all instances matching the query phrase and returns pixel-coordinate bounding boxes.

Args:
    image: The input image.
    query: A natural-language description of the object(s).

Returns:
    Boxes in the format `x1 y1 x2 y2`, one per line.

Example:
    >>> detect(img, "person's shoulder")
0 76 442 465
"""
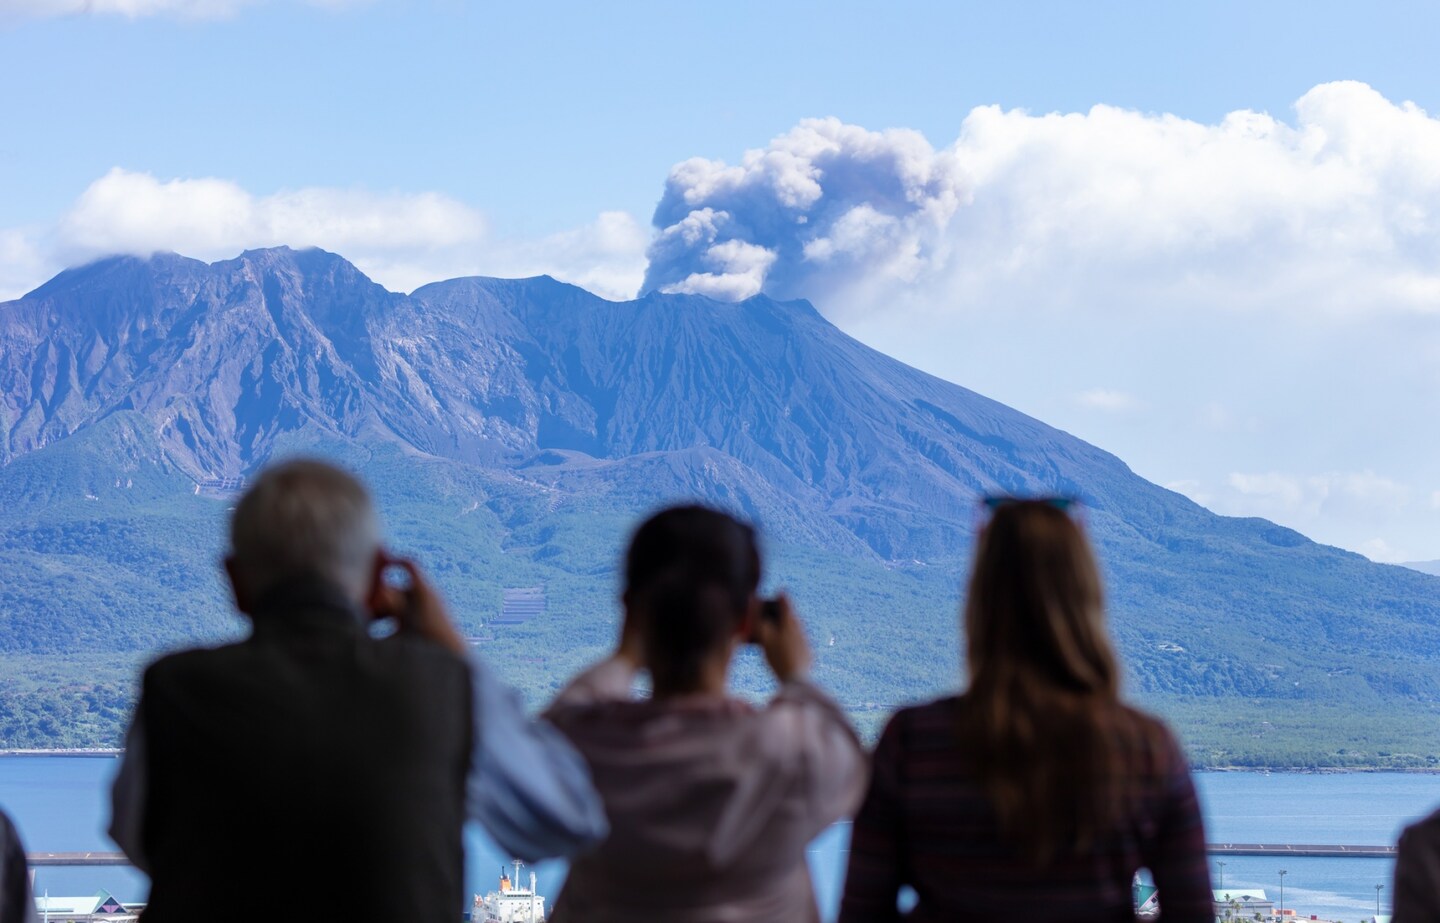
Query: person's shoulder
1117 702 1177 738
1401 805 1440 842
373 633 472 680
1113 702 1192 774
142 641 251 686
877 696 961 744
895 695 961 725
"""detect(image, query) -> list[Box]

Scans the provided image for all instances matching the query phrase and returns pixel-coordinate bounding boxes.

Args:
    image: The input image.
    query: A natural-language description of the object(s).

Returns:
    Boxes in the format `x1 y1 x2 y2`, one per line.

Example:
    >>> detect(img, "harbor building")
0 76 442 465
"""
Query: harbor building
1213 888 1276 920
33 890 138 921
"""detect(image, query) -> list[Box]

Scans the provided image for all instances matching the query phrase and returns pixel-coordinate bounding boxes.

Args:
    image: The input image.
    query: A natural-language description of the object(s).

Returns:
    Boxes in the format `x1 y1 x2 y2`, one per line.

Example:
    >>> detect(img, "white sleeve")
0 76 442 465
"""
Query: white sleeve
465 655 610 862
107 710 150 874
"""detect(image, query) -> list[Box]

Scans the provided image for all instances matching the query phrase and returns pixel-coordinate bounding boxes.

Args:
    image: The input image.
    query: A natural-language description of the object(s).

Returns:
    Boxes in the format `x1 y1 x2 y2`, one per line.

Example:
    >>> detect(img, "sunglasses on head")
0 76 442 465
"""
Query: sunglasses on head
981 495 1080 513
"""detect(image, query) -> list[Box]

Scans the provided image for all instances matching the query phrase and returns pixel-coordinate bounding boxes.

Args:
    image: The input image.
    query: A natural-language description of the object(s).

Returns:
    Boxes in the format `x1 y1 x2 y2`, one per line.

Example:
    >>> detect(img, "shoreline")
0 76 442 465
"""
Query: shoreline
1198 764 1440 774
0 749 123 758
1 749 1436 773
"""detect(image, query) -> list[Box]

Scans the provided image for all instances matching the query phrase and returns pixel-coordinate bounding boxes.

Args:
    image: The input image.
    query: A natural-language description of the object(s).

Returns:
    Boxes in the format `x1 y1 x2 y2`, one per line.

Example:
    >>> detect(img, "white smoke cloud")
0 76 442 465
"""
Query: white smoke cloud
0 168 647 301
642 118 966 301
644 82 1440 318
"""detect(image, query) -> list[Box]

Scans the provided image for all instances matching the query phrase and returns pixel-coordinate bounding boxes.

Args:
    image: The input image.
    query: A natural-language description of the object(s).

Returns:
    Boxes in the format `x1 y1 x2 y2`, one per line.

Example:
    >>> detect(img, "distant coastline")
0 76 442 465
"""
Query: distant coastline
0 749 122 758
1200 764 1440 774
1 749 1436 772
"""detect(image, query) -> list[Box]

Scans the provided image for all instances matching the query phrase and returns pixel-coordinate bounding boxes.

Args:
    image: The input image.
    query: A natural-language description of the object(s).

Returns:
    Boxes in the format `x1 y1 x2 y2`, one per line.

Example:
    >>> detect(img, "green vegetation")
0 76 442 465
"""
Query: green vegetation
1148 695 1440 771
2 430 1439 768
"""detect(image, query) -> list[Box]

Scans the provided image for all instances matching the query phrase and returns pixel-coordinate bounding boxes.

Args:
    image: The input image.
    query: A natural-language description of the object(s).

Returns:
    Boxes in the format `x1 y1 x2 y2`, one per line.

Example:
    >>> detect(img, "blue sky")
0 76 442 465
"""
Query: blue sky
6 1 1438 231
4 0 1440 561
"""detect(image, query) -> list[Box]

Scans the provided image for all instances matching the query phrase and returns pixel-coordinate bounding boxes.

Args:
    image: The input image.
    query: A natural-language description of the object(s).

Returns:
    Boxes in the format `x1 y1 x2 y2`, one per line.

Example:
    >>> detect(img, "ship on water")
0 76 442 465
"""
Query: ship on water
473 861 546 922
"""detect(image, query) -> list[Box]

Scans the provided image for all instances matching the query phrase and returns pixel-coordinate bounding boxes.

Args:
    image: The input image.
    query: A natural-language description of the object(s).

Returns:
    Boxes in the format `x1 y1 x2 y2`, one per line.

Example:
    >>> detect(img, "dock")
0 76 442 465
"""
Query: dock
28 852 131 866
27 843 1399 867
1206 842 1397 858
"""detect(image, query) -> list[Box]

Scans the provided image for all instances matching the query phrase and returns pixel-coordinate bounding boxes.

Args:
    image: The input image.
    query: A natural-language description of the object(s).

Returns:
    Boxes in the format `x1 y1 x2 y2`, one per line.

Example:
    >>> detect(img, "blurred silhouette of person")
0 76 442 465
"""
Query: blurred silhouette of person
108 459 606 923
1394 806 1440 922
1 809 37 923
839 497 1212 923
543 505 866 922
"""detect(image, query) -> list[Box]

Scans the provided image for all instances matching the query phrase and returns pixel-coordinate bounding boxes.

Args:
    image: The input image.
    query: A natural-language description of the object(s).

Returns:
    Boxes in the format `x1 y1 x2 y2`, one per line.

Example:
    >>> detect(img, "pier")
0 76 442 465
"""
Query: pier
1207 843 1397 858
28 852 132 866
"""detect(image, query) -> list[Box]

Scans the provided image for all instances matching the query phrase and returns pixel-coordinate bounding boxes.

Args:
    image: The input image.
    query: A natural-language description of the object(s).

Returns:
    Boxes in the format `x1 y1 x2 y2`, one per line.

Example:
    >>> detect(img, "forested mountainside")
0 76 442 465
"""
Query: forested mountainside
2 247 1437 766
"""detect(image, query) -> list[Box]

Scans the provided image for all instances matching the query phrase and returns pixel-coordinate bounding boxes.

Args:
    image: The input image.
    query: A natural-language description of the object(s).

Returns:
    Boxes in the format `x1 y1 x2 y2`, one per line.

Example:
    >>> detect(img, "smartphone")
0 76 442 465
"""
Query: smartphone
377 551 414 593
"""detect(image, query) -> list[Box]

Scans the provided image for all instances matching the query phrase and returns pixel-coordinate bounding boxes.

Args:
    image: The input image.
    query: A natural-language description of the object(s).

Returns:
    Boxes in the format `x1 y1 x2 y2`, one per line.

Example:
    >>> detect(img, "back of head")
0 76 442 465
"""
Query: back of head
229 459 381 604
964 500 1114 698
624 505 760 694
960 499 1155 864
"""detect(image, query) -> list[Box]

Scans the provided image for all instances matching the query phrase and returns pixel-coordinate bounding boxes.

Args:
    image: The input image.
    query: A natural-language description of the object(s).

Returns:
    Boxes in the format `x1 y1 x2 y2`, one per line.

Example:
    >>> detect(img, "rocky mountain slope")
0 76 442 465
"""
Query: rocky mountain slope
2 247 1437 764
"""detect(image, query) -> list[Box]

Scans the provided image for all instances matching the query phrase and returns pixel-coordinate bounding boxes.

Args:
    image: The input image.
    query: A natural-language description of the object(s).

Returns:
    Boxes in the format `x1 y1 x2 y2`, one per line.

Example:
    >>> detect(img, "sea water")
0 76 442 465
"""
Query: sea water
3 758 1436 921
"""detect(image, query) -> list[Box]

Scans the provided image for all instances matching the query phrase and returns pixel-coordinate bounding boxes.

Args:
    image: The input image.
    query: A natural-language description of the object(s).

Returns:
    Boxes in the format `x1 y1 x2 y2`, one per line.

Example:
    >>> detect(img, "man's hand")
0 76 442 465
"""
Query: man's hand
752 593 811 682
369 556 467 655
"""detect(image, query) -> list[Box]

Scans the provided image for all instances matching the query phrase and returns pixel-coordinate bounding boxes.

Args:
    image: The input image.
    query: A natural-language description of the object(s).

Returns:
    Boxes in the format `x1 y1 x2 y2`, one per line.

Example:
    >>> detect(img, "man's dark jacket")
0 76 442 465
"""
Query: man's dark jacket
134 579 472 923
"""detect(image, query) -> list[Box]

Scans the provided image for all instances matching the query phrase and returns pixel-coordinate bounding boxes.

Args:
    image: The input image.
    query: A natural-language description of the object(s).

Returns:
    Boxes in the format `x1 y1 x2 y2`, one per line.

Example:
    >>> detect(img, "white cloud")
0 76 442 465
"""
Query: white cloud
463 210 649 302
1074 388 1140 412
1222 469 1412 518
57 168 487 259
0 168 648 301
1162 470 1437 561
0 228 47 302
0 0 365 20
644 82 1440 319
1358 538 1406 564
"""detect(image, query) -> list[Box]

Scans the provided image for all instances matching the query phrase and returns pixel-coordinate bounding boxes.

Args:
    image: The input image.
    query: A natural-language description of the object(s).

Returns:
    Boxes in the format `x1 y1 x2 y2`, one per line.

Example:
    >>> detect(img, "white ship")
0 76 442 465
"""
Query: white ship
473 861 546 923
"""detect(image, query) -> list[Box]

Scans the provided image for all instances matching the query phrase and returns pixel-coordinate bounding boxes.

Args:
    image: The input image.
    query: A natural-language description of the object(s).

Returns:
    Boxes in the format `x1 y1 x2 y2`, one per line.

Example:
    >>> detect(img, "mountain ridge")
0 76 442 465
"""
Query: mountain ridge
2 246 1438 763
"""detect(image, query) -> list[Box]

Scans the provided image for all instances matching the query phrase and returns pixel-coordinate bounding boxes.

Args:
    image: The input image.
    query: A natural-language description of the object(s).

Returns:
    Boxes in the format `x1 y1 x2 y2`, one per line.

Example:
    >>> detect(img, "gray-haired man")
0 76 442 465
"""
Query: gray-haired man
108 459 607 923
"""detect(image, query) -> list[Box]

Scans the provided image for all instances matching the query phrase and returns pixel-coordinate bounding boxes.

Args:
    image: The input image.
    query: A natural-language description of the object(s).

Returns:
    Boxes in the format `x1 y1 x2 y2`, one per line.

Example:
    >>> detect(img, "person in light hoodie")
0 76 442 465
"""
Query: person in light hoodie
544 505 867 922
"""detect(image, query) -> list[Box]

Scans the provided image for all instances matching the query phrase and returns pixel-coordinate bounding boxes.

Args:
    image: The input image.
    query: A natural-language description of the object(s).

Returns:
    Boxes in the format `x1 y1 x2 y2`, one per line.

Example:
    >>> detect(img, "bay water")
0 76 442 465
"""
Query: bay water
3 758 1436 921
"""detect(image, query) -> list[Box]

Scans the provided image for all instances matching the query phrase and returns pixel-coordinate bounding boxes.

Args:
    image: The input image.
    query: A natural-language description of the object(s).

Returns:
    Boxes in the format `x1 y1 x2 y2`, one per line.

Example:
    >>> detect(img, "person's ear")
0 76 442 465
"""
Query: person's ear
223 556 252 616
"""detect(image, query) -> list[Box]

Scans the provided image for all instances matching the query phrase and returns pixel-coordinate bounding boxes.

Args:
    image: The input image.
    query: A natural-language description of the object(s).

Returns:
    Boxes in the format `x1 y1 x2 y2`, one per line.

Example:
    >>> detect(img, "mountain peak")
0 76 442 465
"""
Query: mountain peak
226 245 368 281
22 251 205 301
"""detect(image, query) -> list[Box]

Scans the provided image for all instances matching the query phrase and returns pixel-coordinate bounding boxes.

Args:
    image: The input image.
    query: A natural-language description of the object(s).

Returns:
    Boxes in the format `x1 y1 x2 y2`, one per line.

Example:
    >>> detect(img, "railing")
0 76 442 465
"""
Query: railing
27 852 131 866
1206 843 1397 858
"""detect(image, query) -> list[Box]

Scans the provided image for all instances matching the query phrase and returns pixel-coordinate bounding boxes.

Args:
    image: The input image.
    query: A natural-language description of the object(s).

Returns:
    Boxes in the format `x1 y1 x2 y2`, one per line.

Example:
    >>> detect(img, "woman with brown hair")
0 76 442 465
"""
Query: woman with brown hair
839 498 1212 922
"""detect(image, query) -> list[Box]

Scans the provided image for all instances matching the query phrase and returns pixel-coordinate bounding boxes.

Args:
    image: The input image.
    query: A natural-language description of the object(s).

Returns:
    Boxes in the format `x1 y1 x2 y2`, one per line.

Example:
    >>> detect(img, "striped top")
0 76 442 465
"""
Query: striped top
839 696 1212 923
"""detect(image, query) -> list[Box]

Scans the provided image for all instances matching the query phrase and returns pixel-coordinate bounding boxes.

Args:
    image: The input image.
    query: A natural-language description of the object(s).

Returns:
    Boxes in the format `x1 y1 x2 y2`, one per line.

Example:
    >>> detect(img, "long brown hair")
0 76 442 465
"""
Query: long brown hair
958 500 1160 865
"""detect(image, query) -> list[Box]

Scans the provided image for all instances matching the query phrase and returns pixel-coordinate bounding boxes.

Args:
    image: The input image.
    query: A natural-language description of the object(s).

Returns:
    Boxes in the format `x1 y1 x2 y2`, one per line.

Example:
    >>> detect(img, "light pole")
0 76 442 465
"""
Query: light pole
1376 883 1383 917
1218 860 1227 890
1278 869 1287 919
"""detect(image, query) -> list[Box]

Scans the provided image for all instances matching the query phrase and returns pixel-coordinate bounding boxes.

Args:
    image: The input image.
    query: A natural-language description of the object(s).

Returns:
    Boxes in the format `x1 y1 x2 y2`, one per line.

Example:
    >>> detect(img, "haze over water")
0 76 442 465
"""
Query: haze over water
4 759 1434 921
